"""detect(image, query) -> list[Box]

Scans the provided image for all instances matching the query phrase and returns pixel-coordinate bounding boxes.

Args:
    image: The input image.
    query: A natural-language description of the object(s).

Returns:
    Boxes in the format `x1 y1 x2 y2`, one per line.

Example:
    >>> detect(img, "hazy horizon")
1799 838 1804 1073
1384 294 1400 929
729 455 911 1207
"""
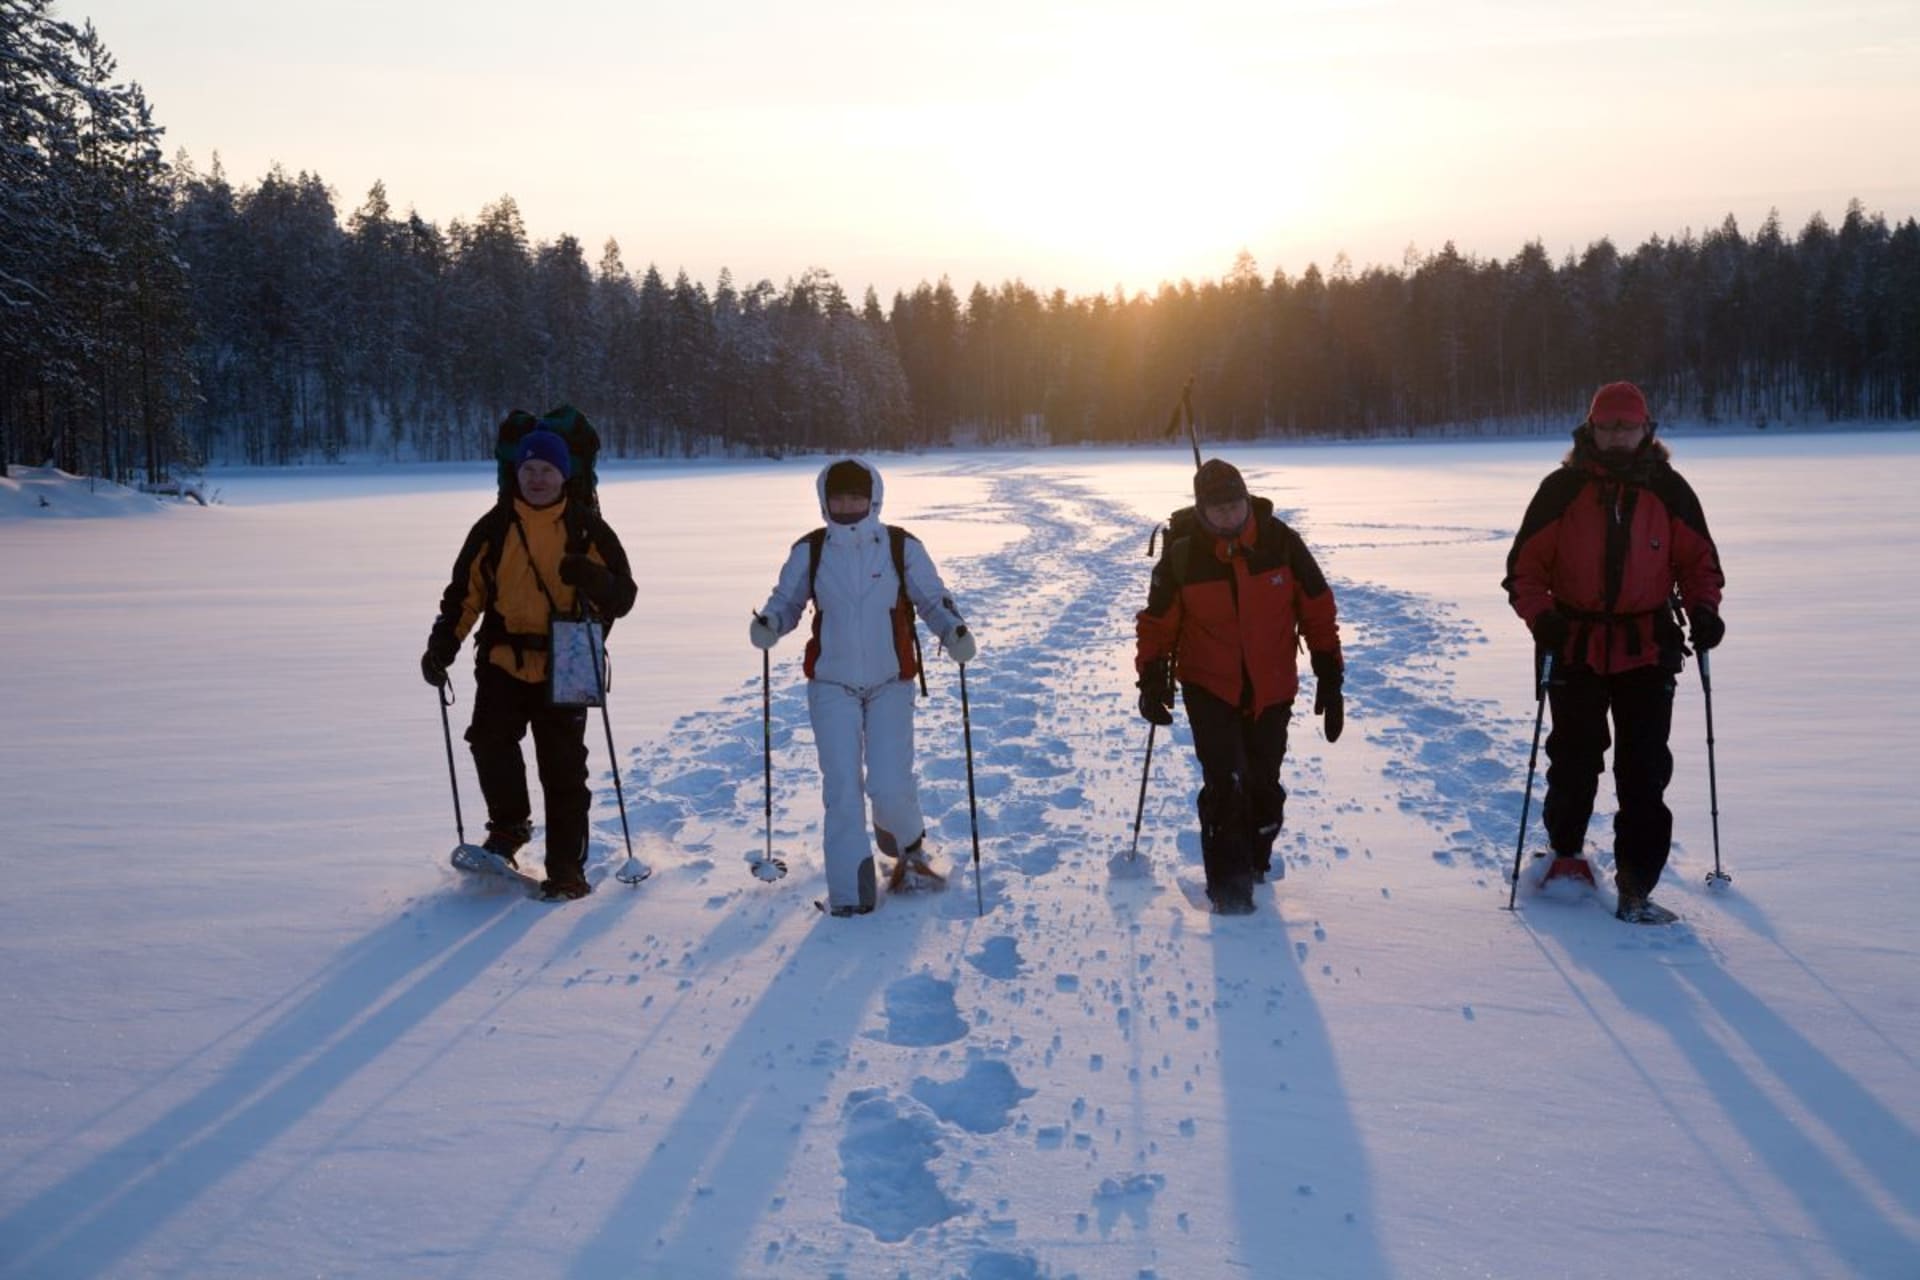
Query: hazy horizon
60 0 1920 298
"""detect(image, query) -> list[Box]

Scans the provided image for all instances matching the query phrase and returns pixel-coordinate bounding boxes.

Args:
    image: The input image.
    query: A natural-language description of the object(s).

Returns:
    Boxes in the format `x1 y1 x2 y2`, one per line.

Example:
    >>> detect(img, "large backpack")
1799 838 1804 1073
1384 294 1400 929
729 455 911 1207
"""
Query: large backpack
495 403 601 512
801 524 928 695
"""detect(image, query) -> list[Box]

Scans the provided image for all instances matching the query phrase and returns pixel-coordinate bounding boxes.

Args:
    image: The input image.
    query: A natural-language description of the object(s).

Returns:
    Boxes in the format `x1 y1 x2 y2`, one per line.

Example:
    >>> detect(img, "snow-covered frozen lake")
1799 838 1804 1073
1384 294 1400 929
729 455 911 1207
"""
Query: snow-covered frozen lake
2 434 1917 1278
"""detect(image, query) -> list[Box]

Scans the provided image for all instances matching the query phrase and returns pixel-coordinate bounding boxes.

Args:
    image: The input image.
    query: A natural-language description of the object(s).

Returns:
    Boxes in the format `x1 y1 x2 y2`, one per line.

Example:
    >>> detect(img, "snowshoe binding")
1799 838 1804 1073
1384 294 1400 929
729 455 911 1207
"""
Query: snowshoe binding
887 846 947 893
1540 852 1597 888
482 820 533 869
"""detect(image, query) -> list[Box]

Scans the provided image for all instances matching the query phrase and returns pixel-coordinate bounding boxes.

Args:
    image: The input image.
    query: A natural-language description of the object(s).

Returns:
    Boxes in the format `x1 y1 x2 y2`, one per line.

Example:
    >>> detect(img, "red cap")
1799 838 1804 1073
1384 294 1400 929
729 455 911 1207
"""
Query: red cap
1585 381 1650 426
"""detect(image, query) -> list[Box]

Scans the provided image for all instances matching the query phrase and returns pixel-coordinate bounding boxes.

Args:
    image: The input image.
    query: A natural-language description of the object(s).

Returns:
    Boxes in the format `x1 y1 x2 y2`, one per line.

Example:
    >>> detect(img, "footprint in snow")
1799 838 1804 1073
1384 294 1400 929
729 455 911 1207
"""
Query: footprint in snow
966 935 1025 979
837 1089 958 1242
879 974 968 1046
966 1251 1046 1280
910 1057 1035 1133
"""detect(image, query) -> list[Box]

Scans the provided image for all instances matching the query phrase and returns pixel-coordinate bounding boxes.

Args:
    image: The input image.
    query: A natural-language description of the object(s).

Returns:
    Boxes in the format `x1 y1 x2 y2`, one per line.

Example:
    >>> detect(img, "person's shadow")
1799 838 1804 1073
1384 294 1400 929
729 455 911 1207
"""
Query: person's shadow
0 894 543 1277
1530 910 1918 1276
555 903 939 1277
1202 905 1392 1275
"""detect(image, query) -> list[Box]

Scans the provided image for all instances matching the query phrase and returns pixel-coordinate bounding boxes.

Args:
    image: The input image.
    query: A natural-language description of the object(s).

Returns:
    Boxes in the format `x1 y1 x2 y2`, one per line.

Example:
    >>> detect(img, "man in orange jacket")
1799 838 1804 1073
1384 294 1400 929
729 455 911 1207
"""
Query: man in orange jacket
1136 460 1344 914
1504 381 1726 923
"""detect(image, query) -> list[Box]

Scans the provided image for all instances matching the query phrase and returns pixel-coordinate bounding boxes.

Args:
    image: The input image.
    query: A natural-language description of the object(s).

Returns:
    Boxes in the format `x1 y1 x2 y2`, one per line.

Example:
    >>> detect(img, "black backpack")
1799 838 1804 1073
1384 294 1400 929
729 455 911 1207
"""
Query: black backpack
495 404 601 512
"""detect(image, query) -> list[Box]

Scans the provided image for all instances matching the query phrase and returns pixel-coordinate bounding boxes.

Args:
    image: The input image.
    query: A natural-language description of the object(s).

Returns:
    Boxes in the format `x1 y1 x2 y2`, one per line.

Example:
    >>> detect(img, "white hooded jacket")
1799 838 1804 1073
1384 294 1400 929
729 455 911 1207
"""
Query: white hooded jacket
758 458 966 690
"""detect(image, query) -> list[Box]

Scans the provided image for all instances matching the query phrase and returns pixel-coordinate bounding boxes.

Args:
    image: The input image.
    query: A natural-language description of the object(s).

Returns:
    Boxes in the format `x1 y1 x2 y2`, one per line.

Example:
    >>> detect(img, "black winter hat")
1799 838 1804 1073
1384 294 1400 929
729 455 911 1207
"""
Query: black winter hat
824 459 873 499
1194 459 1248 507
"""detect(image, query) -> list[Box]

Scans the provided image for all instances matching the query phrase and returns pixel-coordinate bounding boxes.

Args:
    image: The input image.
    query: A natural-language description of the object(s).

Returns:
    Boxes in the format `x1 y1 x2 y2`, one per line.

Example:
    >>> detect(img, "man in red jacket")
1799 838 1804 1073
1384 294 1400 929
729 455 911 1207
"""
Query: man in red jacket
1504 382 1726 923
1136 460 1344 914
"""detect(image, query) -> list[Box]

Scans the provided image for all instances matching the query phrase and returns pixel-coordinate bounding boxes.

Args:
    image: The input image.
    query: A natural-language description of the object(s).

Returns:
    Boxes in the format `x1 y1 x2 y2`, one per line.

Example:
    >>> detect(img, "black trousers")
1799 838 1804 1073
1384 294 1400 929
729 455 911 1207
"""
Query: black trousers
1542 663 1675 897
1183 684 1291 904
466 660 591 878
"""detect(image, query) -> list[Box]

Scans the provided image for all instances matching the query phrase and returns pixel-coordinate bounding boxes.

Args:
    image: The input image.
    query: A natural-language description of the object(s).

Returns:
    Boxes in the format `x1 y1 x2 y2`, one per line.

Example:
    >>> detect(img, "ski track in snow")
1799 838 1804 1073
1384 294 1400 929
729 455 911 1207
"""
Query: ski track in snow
559 464 1605 1274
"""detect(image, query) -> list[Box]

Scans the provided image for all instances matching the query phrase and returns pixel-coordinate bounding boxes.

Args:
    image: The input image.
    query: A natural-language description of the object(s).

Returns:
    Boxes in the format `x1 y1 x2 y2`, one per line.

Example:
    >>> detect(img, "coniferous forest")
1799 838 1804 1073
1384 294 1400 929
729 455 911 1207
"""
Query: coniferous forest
5 3 1918 482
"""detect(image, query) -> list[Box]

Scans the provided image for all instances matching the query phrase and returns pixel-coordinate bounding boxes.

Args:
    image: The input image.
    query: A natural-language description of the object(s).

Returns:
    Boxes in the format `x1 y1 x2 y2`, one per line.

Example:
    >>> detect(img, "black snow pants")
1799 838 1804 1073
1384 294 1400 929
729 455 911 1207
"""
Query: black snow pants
1183 684 1291 908
1542 663 1676 897
467 660 591 880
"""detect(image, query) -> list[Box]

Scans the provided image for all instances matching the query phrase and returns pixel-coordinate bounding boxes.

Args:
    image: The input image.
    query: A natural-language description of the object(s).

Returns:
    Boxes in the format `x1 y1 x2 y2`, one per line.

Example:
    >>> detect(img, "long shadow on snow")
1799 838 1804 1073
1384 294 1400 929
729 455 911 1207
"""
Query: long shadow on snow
561 907 941 1277
1200 907 1393 1275
1533 917 1918 1273
0 893 542 1276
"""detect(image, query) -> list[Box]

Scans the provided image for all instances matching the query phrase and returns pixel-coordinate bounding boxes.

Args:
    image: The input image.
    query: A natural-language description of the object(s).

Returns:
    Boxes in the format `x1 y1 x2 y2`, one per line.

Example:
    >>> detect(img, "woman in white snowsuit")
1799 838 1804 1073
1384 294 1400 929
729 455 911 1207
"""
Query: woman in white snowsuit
750 459 975 916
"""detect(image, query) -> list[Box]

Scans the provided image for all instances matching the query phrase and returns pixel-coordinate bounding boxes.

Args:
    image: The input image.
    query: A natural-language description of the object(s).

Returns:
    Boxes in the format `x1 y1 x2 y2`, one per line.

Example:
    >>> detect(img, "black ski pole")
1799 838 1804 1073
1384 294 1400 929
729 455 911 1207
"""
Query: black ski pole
1506 651 1554 910
1128 722 1157 862
437 680 472 848
1699 648 1730 886
583 616 648 885
959 660 984 917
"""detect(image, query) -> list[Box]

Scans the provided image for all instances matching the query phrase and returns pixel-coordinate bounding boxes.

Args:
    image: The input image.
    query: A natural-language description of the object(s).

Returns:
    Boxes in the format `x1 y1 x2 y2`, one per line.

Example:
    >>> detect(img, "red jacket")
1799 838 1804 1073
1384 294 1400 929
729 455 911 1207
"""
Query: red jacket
1504 438 1724 674
1136 499 1342 715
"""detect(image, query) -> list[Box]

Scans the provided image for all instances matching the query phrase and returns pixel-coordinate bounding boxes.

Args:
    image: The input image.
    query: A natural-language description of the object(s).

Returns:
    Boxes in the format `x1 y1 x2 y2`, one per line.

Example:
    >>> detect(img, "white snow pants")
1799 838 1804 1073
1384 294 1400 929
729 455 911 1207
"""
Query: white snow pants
808 676 925 909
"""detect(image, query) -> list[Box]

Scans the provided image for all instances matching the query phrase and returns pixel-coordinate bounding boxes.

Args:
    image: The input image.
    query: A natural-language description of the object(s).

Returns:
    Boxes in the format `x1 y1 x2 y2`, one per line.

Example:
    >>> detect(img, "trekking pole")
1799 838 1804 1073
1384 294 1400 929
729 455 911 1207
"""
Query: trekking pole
751 643 788 881
437 681 477 852
1127 722 1157 862
1699 648 1730 887
959 661 984 917
584 617 649 885
1506 651 1553 910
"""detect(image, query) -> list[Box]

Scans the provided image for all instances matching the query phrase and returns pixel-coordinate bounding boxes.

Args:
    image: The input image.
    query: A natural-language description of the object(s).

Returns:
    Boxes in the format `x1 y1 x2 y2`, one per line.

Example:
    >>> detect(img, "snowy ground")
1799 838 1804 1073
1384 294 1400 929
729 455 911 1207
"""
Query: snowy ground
2 435 1917 1279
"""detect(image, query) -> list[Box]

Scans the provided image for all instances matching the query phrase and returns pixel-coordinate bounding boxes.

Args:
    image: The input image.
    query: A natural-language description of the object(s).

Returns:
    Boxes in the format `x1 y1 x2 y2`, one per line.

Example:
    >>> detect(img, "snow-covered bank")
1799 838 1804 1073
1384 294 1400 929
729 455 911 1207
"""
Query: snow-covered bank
2 437 1915 1277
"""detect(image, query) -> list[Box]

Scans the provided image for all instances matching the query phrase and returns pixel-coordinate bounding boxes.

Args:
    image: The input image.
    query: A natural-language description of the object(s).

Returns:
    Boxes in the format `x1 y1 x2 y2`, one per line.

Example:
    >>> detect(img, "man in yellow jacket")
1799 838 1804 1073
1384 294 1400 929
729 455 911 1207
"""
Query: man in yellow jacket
421 428 637 900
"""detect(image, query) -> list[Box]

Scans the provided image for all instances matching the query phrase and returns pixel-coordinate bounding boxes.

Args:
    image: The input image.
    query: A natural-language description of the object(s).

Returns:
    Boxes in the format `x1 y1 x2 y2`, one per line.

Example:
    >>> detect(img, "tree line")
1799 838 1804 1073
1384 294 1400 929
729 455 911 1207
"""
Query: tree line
5 5 1917 480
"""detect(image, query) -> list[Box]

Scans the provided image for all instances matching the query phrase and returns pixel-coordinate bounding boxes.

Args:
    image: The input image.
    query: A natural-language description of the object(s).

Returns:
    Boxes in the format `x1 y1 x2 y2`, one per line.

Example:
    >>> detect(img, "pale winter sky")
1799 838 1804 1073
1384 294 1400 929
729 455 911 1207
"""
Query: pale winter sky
67 0 1920 299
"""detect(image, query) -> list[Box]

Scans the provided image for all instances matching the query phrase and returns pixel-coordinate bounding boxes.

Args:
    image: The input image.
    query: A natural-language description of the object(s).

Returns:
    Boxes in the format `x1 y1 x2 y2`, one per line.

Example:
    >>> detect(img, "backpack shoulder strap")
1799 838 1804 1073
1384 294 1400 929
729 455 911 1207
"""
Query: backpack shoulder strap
804 527 827 599
887 525 917 600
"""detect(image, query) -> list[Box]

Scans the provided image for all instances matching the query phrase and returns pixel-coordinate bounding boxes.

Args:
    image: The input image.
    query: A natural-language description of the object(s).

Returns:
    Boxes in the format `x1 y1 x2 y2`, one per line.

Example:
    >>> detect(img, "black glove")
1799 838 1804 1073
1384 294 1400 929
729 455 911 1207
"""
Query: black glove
421 625 458 687
1311 651 1345 744
1137 658 1174 726
559 553 616 610
1530 608 1571 652
1687 604 1725 651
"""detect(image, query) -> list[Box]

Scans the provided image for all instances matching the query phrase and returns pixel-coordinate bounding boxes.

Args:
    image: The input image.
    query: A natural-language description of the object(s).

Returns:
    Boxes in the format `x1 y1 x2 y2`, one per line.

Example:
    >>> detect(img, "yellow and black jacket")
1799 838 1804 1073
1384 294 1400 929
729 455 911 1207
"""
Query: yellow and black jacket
431 497 637 684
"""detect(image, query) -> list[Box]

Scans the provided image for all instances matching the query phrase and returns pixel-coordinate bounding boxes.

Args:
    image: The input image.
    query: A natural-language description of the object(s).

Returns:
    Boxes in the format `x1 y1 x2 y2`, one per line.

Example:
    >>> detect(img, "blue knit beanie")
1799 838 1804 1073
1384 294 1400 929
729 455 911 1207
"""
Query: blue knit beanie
514 429 572 479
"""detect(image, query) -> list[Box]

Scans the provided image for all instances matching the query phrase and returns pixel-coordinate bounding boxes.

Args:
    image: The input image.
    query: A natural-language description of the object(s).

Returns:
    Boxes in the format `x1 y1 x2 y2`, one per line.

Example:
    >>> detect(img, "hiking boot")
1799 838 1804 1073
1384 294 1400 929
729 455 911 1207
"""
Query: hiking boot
539 875 592 902
483 820 533 868
1615 894 1678 925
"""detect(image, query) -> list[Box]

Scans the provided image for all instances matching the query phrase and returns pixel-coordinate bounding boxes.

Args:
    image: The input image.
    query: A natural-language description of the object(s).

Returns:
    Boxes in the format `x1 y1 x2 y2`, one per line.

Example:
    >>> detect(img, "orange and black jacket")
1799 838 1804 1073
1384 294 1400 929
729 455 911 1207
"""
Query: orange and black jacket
1504 438 1724 675
430 497 637 685
1136 498 1342 716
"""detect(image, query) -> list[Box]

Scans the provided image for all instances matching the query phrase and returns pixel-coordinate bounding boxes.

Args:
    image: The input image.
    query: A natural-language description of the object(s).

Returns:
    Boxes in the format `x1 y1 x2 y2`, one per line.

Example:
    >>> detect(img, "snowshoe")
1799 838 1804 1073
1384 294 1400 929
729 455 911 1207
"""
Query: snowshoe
815 899 874 918
1211 896 1257 917
1614 894 1678 925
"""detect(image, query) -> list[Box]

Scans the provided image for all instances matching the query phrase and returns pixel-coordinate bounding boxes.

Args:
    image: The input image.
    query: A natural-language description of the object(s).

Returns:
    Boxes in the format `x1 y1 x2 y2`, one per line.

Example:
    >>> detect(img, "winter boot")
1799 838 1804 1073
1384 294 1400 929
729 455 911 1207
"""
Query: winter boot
1615 893 1678 925
539 875 592 902
483 820 533 869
